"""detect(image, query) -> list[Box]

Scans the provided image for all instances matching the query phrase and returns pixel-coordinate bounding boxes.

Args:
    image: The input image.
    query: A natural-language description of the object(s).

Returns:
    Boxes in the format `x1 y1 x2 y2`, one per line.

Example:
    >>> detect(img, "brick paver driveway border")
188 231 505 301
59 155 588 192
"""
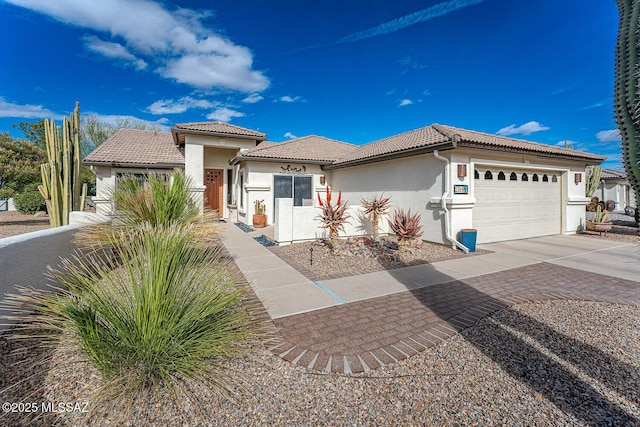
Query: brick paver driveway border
264 262 640 373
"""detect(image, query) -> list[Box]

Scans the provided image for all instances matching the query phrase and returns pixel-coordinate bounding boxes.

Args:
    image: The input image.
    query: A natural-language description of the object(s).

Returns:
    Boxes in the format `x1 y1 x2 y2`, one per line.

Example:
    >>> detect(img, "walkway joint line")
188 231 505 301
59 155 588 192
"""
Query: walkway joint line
312 280 346 304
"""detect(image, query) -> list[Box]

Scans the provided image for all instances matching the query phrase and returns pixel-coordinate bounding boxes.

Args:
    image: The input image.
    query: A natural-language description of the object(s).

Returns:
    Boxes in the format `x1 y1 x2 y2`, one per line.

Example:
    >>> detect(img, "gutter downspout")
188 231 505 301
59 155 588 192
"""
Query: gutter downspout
433 138 469 253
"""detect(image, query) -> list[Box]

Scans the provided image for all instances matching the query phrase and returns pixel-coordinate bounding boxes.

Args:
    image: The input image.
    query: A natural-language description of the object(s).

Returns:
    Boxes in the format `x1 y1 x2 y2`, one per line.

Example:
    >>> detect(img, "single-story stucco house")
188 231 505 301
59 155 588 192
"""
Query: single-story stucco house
84 121 604 246
595 168 636 211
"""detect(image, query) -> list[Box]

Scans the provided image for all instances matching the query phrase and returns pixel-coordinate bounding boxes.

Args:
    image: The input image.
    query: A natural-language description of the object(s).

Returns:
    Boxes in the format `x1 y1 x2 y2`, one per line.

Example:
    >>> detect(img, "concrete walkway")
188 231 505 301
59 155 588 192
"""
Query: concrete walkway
220 221 640 319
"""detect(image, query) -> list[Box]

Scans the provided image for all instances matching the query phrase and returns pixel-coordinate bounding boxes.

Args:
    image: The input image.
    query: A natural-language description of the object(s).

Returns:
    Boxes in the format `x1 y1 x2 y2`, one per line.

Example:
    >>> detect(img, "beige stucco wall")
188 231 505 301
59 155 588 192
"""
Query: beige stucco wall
329 153 448 244
238 161 325 226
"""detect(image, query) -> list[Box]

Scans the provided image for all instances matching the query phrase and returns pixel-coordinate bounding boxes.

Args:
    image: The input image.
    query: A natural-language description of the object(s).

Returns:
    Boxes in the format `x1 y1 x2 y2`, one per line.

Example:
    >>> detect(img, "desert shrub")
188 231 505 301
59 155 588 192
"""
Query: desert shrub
389 208 423 245
14 182 45 214
3 223 256 409
76 169 218 249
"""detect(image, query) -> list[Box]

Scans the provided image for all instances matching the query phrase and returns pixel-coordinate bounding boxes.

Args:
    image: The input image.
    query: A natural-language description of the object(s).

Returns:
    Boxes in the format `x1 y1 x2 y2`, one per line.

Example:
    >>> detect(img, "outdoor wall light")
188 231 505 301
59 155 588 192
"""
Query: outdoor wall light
574 173 582 184
457 164 467 178
320 176 325 185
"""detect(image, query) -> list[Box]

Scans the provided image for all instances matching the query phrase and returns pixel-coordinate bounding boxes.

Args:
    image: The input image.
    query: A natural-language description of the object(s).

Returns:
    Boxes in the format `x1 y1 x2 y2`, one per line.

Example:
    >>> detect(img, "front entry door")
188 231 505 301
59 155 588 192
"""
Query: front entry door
204 169 224 213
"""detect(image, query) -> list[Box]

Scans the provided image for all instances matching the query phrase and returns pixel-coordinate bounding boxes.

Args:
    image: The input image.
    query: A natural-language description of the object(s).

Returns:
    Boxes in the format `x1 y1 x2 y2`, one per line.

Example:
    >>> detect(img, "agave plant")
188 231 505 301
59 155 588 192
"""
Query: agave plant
317 186 351 248
389 208 423 246
361 193 391 243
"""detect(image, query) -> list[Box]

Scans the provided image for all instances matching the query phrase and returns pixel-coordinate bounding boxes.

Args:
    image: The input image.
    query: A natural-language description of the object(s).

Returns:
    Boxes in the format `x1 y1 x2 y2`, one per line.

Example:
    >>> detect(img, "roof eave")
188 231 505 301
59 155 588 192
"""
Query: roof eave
324 141 455 170
230 156 332 166
83 160 185 169
458 142 605 164
171 127 266 145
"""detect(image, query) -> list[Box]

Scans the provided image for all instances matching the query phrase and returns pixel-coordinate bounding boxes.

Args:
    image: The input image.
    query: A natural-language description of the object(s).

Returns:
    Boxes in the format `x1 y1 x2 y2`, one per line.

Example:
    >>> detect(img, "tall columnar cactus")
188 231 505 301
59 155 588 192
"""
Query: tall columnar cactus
38 102 87 227
614 1 640 224
585 165 602 198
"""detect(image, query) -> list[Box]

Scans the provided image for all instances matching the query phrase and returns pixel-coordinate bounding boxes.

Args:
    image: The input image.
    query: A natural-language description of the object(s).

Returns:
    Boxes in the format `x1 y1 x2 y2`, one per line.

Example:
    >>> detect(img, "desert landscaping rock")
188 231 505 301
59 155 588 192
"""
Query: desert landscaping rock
1 300 638 426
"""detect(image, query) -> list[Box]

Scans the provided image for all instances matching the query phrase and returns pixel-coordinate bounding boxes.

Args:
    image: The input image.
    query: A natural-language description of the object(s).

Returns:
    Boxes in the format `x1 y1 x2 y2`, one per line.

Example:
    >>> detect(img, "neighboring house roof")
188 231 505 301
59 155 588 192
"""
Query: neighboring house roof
172 122 267 144
437 124 605 163
601 168 628 180
231 135 358 165
84 129 184 167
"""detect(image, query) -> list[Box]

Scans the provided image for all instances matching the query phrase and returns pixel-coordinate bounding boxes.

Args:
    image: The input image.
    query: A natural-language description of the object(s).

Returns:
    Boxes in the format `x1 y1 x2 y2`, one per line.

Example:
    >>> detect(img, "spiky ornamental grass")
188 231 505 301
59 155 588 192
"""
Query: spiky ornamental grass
1 223 258 414
75 169 219 250
361 193 391 243
389 208 424 246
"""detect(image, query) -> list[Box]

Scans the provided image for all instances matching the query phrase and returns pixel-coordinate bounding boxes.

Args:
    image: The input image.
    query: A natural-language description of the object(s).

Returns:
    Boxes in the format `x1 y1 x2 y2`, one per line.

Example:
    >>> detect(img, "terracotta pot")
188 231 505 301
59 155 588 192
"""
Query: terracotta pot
585 220 612 233
252 214 266 228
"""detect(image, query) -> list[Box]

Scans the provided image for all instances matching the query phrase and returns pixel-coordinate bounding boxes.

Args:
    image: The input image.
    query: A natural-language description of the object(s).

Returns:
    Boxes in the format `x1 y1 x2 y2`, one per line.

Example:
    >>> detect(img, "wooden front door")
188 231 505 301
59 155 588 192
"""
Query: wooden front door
204 169 224 213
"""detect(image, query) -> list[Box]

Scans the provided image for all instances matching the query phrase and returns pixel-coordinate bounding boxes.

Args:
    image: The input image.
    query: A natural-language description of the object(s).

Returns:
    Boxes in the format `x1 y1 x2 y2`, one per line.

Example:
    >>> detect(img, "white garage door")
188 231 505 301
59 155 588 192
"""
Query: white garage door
473 167 561 244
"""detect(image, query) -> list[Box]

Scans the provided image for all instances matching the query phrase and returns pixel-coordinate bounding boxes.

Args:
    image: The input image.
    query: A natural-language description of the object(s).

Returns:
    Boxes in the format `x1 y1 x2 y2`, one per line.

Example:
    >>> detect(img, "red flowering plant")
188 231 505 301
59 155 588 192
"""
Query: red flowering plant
317 186 351 249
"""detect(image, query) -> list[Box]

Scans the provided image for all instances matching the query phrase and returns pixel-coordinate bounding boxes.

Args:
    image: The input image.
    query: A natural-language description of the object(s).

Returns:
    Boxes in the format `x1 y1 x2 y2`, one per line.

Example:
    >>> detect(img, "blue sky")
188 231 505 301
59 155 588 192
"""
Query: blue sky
0 0 622 168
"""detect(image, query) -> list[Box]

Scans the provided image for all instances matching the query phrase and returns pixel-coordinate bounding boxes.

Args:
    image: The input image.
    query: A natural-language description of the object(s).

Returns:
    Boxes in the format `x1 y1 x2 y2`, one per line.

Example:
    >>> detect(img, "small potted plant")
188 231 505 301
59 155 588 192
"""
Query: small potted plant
253 200 266 228
586 205 612 235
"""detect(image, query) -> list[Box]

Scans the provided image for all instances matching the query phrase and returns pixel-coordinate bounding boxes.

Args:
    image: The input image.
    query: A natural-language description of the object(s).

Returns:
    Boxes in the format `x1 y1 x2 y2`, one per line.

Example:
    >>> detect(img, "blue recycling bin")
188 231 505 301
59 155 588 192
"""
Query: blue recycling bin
460 229 477 252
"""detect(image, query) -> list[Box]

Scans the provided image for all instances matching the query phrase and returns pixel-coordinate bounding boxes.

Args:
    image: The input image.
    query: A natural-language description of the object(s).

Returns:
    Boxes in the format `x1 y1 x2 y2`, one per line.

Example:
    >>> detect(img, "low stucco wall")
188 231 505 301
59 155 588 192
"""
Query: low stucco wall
0 224 82 333
274 198 391 244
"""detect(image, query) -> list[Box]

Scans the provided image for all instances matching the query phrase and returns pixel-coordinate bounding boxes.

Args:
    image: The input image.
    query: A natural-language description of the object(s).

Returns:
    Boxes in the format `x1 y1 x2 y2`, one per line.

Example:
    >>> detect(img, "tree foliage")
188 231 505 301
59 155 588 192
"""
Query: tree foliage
0 131 46 194
81 115 164 154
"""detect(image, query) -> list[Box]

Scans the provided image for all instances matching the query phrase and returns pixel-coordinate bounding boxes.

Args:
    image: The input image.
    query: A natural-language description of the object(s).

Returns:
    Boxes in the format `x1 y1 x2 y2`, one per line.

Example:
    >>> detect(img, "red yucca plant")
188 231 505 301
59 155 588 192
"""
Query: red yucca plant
389 208 423 246
361 193 391 243
317 186 350 247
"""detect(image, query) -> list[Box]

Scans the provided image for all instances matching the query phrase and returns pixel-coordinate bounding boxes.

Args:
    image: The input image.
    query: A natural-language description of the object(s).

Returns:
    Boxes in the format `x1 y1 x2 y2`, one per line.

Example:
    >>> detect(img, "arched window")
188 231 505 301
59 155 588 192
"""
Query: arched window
532 173 539 182
510 172 518 181
474 170 479 179
497 171 506 180
484 170 493 180
552 175 558 183
522 173 529 181
542 174 549 182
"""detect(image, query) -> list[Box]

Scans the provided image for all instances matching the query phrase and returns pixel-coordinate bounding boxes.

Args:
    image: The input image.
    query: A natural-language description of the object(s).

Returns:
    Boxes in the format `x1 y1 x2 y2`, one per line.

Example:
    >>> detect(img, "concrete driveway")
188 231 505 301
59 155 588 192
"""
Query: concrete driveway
480 235 640 283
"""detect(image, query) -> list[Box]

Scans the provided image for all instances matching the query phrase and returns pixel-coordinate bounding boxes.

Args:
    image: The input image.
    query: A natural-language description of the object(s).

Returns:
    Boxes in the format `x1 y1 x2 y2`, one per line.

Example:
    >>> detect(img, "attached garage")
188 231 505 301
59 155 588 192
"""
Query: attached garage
473 167 561 244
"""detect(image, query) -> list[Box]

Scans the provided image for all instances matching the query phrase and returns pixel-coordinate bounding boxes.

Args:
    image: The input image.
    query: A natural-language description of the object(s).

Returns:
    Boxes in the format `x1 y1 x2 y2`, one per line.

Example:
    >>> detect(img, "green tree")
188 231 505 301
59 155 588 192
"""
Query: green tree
81 115 164 154
614 0 640 224
13 120 46 149
0 131 46 195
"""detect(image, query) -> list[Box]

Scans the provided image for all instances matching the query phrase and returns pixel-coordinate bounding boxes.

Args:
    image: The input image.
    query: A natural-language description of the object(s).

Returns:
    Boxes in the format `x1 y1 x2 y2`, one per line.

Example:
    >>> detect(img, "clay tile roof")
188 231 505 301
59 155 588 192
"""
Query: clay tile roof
329 125 451 167
84 129 184 167
436 124 606 162
173 122 266 139
234 135 358 164
601 168 627 179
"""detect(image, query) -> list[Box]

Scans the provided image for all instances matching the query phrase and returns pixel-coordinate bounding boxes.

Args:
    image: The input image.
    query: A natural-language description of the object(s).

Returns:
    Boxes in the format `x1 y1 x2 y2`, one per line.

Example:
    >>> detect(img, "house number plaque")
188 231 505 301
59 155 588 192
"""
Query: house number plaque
453 185 468 195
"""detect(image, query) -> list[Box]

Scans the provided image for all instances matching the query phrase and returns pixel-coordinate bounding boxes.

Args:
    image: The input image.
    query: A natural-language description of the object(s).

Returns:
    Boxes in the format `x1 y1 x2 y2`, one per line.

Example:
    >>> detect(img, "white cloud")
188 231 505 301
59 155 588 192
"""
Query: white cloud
146 97 217 114
497 121 550 136
399 99 413 107
284 132 297 139
278 95 302 103
339 0 485 43
82 34 147 70
206 107 245 122
0 97 62 119
596 129 621 143
422 89 431 96
5 0 269 93
242 93 264 104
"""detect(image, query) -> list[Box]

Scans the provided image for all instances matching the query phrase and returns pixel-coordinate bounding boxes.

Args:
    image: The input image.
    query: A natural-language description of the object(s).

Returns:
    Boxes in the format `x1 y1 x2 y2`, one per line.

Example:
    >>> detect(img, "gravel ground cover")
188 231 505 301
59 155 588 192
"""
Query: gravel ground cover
271 236 487 280
582 211 639 243
0 211 49 239
1 300 638 426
